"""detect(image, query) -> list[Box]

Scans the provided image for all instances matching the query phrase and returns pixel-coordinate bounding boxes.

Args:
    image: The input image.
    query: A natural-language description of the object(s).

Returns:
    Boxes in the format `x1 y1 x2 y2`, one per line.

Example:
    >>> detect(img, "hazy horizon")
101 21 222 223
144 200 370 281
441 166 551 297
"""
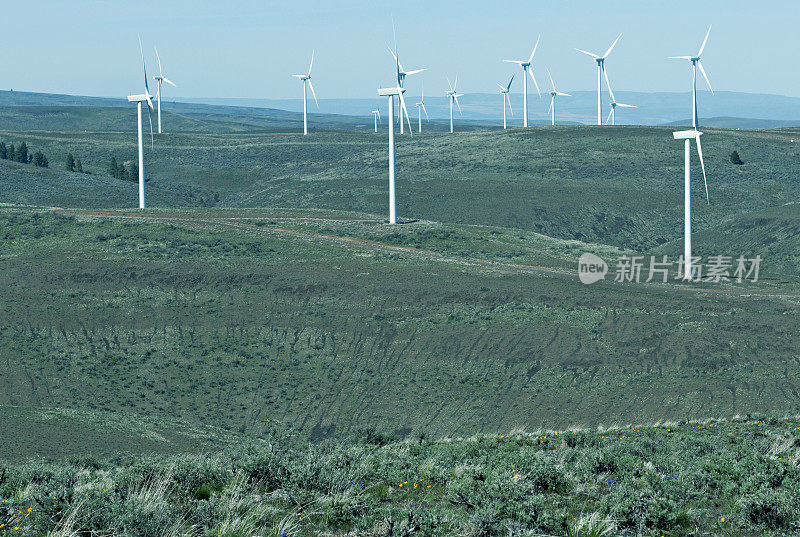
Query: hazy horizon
2 0 798 101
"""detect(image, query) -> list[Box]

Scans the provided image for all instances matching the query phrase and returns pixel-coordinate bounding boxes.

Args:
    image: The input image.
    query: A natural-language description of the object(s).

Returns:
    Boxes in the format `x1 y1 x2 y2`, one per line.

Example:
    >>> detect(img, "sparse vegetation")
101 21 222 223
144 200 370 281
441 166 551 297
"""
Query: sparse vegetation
1 416 799 536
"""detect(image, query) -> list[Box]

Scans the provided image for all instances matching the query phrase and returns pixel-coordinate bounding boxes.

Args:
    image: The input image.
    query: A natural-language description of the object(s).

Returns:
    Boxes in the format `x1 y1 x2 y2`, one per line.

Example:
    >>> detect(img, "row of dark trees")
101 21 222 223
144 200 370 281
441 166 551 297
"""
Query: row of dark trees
109 157 141 182
0 141 49 168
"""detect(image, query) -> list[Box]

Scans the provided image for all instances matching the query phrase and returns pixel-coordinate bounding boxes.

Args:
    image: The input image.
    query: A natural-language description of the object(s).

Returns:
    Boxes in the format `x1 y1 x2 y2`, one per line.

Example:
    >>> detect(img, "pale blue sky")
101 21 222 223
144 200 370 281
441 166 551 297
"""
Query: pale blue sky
1 0 796 100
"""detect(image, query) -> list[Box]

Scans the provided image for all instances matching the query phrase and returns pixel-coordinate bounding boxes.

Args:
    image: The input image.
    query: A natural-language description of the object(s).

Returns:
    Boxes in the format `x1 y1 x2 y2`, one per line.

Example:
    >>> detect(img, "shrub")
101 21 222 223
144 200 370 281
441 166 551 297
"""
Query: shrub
730 150 744 165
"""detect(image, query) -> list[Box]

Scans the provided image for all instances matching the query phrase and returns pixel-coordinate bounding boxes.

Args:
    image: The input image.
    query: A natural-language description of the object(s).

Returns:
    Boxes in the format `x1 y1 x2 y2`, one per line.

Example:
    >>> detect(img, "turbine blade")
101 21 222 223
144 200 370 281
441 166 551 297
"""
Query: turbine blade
547 68 555 92
603 33 622 58
162 77 176 87
529 68 541 98
503 60 525 64
506 73 514 91
497 83 506 91
575 48 599 59
558 92 572 97
697 61 714 94
446 76 453 92
695 136 709 204
528 35 541 63
147 105 154 149
155 47 162 77
421 102 429 121
308 80 319 108
698 25 712 57
454 95 463 116
398 91 413 135
617 103 636 108
387 45 398 61
606 108 614 125
308 50 314 77
454 75 458 91
138 35 151 100
405 68 426 76
668 56 693 60
506 93 513 116
548 97 553 115
603 66 615 103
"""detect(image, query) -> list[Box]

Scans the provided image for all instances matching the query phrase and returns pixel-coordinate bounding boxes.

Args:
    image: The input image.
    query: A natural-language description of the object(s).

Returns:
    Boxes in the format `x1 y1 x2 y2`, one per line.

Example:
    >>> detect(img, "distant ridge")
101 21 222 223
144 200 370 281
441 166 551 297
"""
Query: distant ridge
4 90 800 130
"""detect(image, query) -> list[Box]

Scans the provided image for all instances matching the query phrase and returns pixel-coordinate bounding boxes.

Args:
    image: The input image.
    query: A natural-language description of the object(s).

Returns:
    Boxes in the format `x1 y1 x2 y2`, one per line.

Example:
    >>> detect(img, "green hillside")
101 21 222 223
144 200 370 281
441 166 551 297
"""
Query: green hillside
0 405 248 461
2 126 798 255
1 208 798 443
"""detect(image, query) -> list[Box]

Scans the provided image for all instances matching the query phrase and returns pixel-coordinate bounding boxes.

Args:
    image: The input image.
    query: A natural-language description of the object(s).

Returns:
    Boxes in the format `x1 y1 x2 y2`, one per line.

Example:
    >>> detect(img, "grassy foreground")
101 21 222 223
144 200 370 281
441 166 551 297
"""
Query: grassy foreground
1 416 799 536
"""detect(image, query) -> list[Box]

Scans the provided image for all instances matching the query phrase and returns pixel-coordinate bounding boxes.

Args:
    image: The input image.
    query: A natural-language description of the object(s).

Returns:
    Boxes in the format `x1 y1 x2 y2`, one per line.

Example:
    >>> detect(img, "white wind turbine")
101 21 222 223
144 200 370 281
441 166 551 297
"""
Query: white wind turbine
127 36 154 209
503 36 541 128
575 33 621 125
496 74 514 129
371 109 381 133
672 128 710 280
445 76 463 134
153 47 176 134
669 25 714 129
606 100 637 125
387 40 426 135
292 52 318 135
377 85 412 224
604 72 636 125
546 69 571 126
414 82 429 133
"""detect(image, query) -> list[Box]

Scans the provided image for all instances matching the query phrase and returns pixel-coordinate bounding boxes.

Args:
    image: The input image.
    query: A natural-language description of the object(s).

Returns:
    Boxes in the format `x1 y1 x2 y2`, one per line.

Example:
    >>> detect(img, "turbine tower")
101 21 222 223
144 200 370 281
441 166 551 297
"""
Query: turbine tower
292 52 318 135
445 76 463 134
414 82 429 133
672 129 710 280
496 74 514 129
669 25 714 128
127 37 154 210
546 69 571 126
388 43 426 135
153 47 176 134
575 33 621 125
503 36 541 128
377 86 412 224
371 109 381 133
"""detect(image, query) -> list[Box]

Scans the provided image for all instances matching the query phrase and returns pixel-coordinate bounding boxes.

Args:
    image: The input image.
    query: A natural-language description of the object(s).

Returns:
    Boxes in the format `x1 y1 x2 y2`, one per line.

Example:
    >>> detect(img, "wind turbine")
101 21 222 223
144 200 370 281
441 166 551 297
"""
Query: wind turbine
669 25 714 128
497 74 514 129
575 33 621 125
606 101 637 125
503 36 541 127
604 72 636 125
414 82 429 133
127 36 154 209
546 69 571 126
388 39 426 135
292 52 318 135
377 85 412 224
371 109 381 133
446 76 463 134
153 47 176 134
672 129 710 280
